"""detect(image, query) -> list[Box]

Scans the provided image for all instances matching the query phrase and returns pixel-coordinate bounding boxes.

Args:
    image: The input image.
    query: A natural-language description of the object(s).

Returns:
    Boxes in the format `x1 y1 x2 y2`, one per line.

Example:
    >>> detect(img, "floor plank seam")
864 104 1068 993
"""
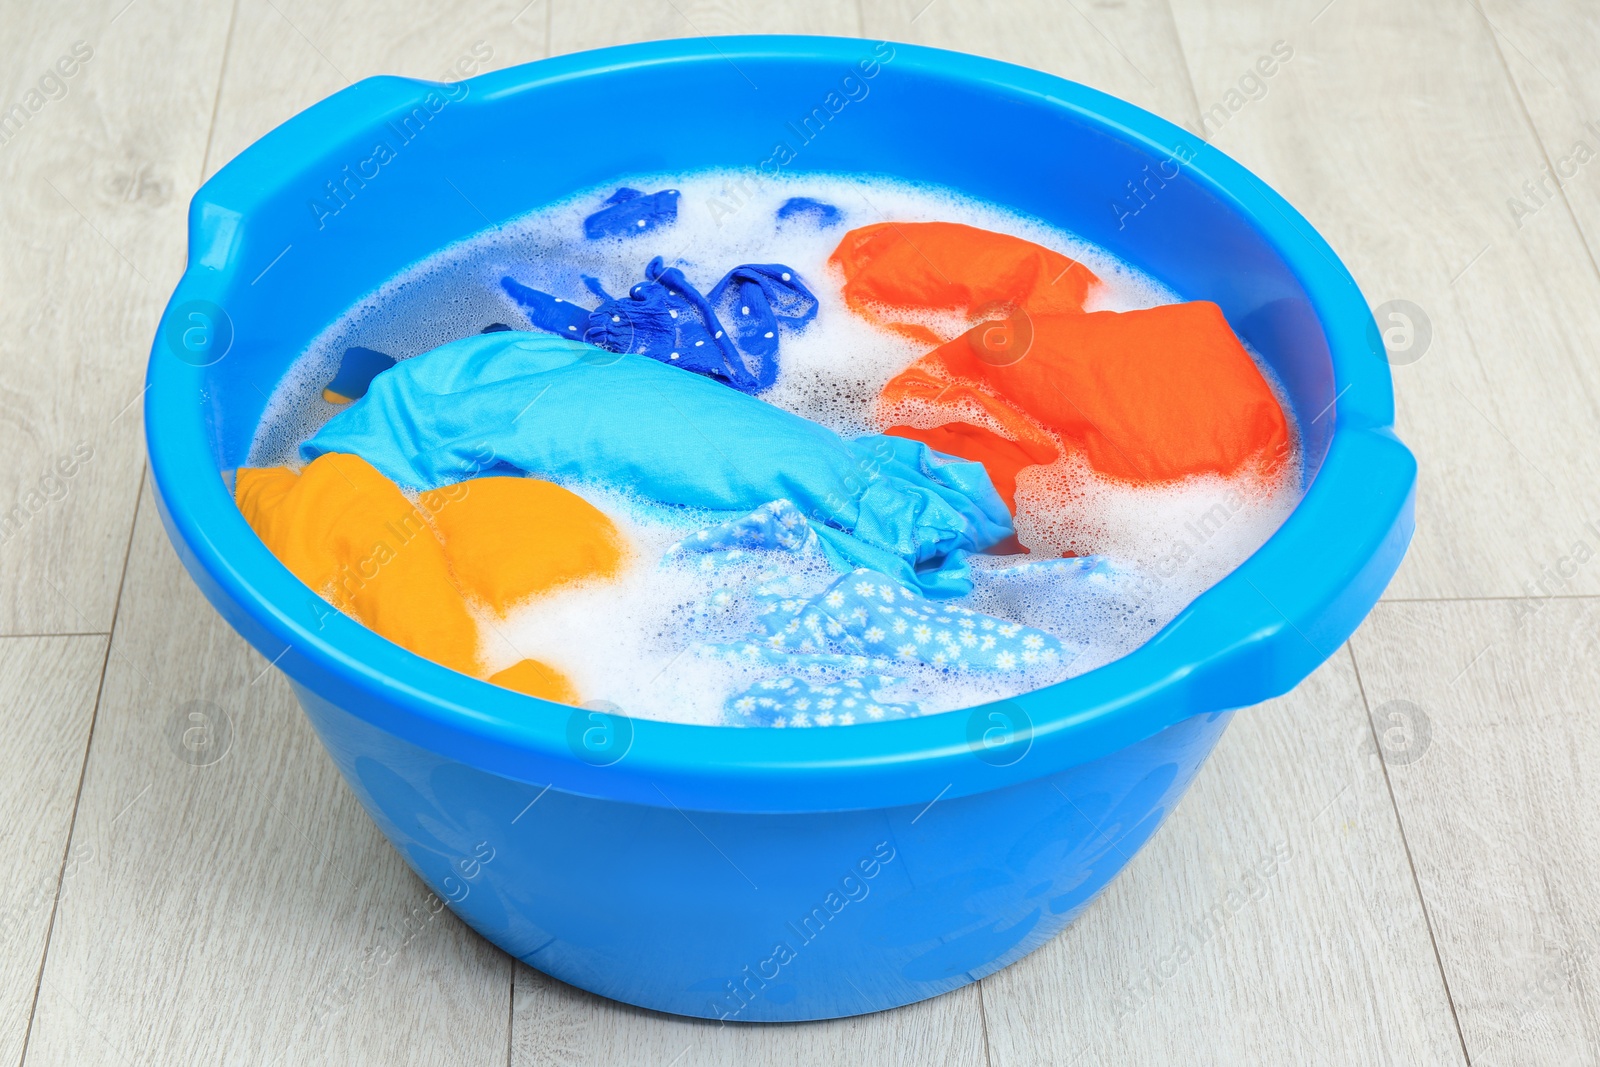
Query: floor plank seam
1343 643 1475 1067
14 466 147 1067
199 0 243 179
975 976 994 1067
1160 0 1209 136
505 963 516 1067
0 633 112 640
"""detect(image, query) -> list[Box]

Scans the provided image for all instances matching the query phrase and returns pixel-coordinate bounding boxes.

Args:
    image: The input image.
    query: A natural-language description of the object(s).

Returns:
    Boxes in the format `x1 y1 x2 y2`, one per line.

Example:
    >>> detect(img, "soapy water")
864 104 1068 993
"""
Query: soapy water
470 485 1150 725
249 173 1175 464
249 172 1302 725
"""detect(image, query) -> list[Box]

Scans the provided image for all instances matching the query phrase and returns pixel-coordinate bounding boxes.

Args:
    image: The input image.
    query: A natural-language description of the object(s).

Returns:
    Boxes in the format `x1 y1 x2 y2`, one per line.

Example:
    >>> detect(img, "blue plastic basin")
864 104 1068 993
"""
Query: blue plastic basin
145 36 1415 1021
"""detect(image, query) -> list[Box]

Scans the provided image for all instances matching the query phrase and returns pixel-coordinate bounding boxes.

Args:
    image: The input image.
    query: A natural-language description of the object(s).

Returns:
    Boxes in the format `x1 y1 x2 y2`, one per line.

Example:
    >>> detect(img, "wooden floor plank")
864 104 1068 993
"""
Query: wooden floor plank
510 964 986 1067
0 636 107 1065
202 0 552 183
979 652 1465 1066
1350 598 1600 1067
1476 0 1600 565
0 0 233 634
1165 0 1600 601
23 484 513 1066
550 0 861 56
859 0 1197 131
1476 0 1600 265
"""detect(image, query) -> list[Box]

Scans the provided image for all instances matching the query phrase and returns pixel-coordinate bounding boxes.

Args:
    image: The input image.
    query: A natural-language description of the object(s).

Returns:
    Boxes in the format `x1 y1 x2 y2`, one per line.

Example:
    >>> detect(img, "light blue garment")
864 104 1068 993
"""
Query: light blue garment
663 498 823 560
702 566 1067 674
303 332 1013 597
663 501 1083 725
725 676 917 728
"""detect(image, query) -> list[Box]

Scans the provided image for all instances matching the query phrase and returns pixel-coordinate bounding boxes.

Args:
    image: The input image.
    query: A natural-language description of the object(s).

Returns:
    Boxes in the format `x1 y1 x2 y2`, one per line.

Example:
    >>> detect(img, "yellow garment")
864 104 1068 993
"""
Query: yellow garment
234 454 484 676
234 453 617 704
428 475 625 615
487 660 579 704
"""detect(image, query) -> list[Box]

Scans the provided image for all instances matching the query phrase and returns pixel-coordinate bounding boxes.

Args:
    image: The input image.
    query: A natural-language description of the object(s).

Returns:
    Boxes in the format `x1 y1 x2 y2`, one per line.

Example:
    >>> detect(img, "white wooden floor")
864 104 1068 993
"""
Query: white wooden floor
2 0 1597 1063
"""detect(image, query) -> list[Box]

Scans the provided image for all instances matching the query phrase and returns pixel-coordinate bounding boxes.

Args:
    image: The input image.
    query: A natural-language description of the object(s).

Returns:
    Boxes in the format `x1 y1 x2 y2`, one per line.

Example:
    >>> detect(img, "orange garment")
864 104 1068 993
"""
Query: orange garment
881 302 1290 485
234 453 616 704
829 221 1100 346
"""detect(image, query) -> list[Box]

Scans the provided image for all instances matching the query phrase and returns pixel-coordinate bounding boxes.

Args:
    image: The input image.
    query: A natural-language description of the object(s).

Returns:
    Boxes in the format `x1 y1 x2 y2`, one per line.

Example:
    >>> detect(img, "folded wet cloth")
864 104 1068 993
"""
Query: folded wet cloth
304 332 1013 597
663 506 1076 724
882 303 1291 483
500 277 591 338
234 453 611 702
583 187 680 239
666 498 821 559
236 453 482 675
503 257 815 394
830 221 1100 346
746 568 1065 672
324 346 396 404
428 474 626 616
666 510 1060 665
776 196 842 228
974 553 1116 590
725 675 916 728
707 263 817 365
965 554 1121 623
884 421 1058 514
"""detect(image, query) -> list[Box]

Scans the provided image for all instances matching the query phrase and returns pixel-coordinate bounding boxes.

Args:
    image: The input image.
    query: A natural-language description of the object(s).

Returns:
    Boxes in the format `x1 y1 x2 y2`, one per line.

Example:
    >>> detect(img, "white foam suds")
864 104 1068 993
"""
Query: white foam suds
249 172 1303 725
